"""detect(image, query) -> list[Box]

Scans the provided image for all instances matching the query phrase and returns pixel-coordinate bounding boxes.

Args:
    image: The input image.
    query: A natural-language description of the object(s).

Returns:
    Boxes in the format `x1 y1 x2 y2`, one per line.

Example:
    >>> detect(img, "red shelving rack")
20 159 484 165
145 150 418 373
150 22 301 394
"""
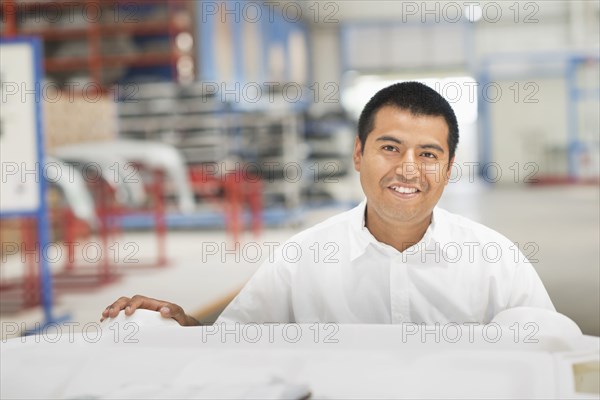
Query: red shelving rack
0 0 195 88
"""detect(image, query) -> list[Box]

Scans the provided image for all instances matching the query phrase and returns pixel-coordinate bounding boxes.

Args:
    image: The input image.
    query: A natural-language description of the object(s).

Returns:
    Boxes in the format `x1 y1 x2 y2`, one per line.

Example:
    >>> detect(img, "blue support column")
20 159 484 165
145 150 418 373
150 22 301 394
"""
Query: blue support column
32 37 55 325
199 0 217 81
260 7 270 82
565 58 580 179
477 67 493 182
281 21 290 82
230 0 245 84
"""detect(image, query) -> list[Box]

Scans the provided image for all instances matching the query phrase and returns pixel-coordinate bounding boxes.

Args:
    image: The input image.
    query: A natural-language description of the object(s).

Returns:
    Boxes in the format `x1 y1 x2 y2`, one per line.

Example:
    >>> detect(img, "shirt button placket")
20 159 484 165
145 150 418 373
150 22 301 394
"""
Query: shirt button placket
390 255 409 323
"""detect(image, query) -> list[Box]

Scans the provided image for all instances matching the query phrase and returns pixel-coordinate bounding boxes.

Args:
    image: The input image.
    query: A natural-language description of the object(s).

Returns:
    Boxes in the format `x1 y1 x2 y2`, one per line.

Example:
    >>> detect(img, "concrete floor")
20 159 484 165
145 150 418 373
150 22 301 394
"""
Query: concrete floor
1 185 598 337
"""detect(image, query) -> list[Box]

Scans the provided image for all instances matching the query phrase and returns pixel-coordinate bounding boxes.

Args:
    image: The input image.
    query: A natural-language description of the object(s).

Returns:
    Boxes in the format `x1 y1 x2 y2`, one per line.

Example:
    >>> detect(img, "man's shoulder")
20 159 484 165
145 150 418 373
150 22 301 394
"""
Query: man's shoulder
435 207 515 247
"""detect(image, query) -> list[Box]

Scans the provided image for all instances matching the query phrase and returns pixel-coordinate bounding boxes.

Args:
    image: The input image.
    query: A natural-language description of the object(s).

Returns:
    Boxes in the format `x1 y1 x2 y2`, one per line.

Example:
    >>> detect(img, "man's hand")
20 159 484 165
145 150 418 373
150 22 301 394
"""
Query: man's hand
100 295 200 326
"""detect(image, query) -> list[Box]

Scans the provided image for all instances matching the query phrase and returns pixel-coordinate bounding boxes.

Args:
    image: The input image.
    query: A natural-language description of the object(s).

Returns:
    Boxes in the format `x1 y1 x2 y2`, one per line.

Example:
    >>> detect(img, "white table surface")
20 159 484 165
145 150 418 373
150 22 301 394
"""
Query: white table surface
1 314 599 399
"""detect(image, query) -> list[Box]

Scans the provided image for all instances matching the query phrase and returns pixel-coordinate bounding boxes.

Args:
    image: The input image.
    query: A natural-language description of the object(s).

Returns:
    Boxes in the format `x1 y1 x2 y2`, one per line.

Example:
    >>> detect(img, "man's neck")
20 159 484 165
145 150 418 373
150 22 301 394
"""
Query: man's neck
364 208 432 253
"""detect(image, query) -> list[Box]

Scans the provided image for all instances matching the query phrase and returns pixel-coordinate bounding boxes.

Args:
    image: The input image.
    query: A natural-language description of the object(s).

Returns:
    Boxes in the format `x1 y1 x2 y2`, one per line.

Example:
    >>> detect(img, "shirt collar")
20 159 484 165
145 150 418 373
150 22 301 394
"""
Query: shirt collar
348 199 448 261
348 199 374 261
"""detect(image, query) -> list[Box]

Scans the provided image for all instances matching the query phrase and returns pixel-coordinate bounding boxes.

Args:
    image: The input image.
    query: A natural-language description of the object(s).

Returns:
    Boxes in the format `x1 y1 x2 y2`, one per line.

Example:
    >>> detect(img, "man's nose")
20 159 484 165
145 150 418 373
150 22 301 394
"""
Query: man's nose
395 150 420 179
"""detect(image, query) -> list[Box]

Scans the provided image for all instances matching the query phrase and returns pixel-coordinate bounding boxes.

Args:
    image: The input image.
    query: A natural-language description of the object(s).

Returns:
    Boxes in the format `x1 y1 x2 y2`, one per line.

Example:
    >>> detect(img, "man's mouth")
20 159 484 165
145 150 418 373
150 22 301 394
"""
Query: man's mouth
388 185 421 198
389 185 420 194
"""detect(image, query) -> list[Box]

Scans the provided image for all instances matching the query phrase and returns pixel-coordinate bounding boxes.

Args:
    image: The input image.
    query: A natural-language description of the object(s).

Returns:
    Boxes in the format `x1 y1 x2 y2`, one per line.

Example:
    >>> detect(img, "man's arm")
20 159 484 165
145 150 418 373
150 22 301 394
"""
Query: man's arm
508 259 555 311
216 256 294 324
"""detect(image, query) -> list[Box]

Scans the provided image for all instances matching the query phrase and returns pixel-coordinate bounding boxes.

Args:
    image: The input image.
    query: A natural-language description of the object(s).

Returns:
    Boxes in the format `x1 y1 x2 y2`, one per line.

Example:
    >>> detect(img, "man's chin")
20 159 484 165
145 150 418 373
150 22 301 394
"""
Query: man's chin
384 207 421 224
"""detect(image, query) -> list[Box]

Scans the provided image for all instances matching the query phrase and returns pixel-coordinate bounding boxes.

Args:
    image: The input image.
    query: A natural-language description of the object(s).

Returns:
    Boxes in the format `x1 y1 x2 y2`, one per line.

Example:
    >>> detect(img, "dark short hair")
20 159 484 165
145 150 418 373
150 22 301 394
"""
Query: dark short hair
357 81 459 160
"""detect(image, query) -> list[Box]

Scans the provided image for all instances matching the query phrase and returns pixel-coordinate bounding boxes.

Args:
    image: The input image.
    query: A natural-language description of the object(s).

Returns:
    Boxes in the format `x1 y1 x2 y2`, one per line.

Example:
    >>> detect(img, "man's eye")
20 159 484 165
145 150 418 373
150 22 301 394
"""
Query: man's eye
422 152 437 159
382 145 397 152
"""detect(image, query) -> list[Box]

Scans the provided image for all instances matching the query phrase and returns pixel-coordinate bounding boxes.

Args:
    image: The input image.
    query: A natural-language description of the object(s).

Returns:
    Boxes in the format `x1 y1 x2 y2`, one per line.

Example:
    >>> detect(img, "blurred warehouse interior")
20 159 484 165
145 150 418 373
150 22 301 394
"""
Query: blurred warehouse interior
0 1 599 336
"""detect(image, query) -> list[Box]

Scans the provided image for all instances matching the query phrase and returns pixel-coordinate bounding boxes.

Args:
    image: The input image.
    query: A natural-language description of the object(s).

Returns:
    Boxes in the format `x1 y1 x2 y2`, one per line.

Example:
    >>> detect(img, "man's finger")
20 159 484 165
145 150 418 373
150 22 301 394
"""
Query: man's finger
124 297 189 326
126 296 165 315
159 304 189 325
107 297 131 318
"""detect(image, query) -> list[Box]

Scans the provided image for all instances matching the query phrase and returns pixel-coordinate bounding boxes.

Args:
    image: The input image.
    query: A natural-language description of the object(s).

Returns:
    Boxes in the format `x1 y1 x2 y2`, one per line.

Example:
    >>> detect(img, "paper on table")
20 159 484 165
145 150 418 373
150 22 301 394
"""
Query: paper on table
62 347 311 400
84 379 310 400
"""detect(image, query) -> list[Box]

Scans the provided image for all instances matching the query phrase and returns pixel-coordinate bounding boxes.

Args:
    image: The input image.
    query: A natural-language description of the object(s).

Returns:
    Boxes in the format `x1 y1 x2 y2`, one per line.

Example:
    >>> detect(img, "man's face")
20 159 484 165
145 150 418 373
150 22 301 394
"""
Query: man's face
353 106 454 227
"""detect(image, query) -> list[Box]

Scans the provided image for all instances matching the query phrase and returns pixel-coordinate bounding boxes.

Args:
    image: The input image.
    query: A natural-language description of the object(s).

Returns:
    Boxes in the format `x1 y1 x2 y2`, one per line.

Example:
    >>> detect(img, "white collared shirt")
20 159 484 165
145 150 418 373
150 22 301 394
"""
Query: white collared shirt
217 200 555 324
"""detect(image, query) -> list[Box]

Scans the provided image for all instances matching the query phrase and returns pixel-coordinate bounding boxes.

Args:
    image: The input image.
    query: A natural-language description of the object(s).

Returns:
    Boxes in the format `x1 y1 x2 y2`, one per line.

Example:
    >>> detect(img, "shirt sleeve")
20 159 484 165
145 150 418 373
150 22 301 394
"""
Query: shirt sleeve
507 258 555 311
215 256 294 324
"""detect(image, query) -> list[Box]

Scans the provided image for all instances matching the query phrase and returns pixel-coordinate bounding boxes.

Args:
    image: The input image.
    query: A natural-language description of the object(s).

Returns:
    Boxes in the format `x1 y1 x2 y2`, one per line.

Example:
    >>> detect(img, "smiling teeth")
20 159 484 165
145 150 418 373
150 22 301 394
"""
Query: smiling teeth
391 186 418 194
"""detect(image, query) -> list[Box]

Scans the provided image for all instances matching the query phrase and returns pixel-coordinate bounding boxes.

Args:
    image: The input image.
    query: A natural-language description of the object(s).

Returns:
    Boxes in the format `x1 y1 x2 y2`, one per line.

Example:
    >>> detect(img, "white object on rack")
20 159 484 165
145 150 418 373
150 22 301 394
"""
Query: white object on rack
53 140 195 213
45 156 98 229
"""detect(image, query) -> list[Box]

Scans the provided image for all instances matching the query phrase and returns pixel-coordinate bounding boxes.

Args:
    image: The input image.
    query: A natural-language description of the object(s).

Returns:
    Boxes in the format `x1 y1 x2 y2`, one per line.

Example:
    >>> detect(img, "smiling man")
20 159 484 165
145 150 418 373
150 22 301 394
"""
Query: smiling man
101 81 555 325
356 104 453 253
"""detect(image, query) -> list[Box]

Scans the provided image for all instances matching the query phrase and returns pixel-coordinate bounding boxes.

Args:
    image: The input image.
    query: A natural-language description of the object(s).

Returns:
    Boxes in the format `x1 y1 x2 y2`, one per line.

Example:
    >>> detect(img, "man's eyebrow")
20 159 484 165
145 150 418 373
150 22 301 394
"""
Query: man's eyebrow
375 136 402 144
418 144 445 154
375 136 445 154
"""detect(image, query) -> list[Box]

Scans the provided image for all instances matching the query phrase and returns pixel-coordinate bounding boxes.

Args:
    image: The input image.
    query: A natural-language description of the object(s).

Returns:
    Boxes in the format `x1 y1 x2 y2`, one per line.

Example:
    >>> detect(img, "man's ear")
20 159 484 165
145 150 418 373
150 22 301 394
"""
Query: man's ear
353 137 363 172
